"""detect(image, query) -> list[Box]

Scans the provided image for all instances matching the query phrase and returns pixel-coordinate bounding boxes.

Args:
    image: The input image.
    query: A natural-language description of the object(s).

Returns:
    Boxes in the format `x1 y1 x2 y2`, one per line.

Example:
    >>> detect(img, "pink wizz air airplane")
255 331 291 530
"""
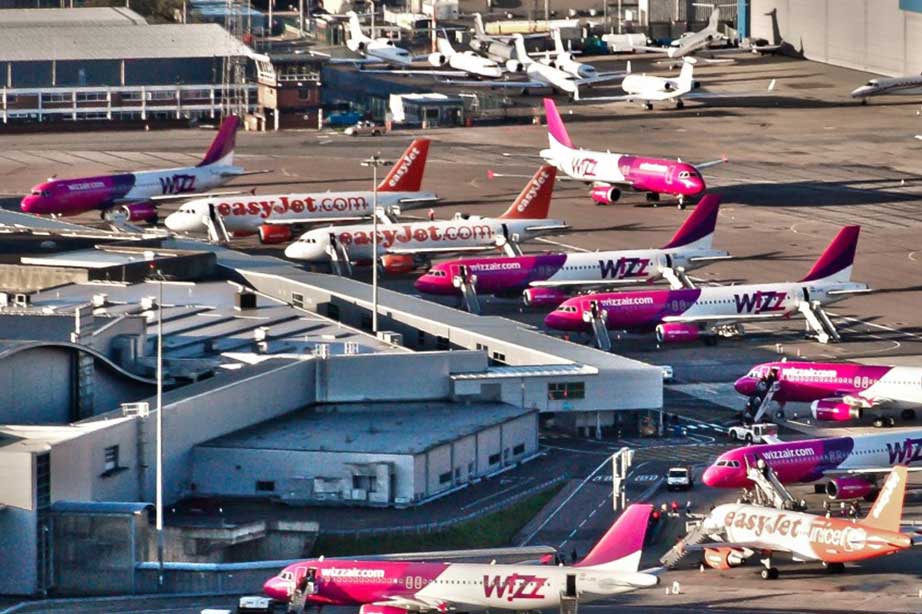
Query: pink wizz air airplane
284 166 568 272
262 504 658 612
735 361 922 426
539 98 726 208
20 117 257 222
413 193 729 307
544 225 870 345
164 139 438 244
703 428 922 500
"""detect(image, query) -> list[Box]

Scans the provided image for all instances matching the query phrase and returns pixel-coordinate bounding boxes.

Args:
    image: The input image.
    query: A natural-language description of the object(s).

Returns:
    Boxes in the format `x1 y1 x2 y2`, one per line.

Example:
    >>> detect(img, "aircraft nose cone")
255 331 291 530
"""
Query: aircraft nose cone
163 213 181 231
734 376 756 396
414 276 435 294
701 465 721 488
20 196 37 213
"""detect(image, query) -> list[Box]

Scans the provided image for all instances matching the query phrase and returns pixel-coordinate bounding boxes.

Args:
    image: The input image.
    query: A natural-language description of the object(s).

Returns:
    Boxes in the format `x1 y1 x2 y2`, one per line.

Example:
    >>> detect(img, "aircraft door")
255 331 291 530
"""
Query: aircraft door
565 574 577 597
665 165 675 185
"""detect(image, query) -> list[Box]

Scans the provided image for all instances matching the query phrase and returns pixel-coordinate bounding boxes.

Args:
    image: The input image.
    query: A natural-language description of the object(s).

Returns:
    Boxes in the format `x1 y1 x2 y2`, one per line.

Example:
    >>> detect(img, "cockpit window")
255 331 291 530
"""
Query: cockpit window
678 171 690 179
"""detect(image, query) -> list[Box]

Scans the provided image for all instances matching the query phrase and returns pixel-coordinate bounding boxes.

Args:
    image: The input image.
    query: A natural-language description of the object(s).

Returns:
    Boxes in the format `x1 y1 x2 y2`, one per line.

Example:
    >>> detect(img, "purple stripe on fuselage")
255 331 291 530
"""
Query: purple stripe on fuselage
416 254 567 296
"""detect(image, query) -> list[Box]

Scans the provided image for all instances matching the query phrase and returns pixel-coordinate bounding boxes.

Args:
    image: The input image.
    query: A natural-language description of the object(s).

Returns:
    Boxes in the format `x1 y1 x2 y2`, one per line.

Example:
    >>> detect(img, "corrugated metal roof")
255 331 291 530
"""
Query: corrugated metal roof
0 24 253 62
451 364 597 380
0 7 147 27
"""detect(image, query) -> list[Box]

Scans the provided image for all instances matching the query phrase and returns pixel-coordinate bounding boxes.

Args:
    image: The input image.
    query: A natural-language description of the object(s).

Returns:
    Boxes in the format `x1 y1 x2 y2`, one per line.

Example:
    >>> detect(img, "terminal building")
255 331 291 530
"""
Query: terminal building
0 7 255 124
0 221 662 595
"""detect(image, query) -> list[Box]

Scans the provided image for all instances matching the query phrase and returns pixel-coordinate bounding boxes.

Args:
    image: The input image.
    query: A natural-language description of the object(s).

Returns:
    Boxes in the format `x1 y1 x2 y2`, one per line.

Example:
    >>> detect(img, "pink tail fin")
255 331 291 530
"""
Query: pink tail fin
543 98 573 149
199 116 240 167
661 193 721 249
575 503 653 571
799 225 860 282
499 165 556 220
378 139 431 192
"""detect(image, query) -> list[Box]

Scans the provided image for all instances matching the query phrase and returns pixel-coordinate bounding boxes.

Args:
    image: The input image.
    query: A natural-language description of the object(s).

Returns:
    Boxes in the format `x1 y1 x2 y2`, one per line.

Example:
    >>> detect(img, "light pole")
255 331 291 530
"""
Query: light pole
361 154 392 334
156 271 165 587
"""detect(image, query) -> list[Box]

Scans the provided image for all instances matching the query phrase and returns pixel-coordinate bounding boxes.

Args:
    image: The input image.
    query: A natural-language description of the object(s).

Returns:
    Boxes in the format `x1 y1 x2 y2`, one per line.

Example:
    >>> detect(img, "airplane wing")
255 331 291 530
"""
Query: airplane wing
523 223 569 233
144 190 254 202
530 278 649 288
826 287 872 296
397 196 442 205
220 169 273 177
687 254 733 262
576 73 627 86
579 91 681 103
349 545 556 562
386 245 497 255
685 541 779 553
357 68 470 77
661 313 788 324
822 467 922 477
369 597 445 612
439 78 547 88
680 79 778 99
693 155 728 170
262 216 369 225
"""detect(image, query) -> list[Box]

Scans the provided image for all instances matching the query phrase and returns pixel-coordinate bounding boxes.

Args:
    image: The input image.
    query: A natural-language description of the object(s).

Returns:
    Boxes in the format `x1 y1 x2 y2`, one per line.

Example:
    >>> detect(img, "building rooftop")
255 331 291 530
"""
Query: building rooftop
26 278 403 365
0 23 253 62
0 418 133 454
0 7 147 27
199 401 533 455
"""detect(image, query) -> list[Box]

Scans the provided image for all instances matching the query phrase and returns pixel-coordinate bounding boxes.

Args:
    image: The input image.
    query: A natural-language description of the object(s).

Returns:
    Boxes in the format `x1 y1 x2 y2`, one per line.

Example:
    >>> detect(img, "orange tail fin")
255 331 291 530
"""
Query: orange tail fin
863 465 908 533
378 139 431 192
498 165 557 220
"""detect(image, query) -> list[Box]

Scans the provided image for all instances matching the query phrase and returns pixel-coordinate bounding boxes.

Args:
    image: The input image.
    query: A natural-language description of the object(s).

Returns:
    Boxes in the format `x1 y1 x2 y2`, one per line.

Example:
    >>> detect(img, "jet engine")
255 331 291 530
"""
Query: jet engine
590 186 622 205
506 59 525 73
258 224 292 244
825 476 875 501
691 80 702 90
655 322 709 344
114 202 159 223
811 399 861 422
523 287 568 308
380 254 417 274
428 53 449 67
703 547 747 570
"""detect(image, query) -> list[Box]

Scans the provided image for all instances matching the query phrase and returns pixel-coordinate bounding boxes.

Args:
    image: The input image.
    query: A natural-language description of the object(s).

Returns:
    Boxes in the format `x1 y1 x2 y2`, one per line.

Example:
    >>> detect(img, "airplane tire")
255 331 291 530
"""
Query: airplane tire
887 416 897 427
699 562 707 572
745 434 754 445
760 567 779 580
872 417 885 428
824 562 845 573
676 100 685 109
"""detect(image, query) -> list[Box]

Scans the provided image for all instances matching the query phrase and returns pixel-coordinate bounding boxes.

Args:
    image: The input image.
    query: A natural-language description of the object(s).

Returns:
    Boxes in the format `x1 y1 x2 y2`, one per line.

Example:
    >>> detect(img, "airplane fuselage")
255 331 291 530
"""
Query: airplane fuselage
703 429 922 489
21 164 239 216
262 559 651 610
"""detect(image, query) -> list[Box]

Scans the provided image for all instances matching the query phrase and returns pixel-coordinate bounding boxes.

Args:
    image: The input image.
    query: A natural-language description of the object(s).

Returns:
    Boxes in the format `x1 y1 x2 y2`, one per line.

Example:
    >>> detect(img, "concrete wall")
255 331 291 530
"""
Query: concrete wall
50 418 141 503
752 0 922 75
318 351 485 403
0 347 74 423
145 359 318 504
191 447 416 503
0 452 37 594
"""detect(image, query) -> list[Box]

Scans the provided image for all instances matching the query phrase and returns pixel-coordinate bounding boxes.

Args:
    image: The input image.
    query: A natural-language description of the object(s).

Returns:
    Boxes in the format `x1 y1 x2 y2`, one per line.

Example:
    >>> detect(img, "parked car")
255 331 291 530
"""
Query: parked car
345 120 384 136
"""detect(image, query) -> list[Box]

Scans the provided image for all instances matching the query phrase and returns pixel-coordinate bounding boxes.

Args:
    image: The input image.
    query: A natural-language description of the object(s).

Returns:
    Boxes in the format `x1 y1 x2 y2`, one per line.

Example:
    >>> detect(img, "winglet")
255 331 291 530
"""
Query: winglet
198 116 240 167
661 193 721 250
575 504 654 571
378 139 431 192
543 98 573 149
799 225 860 283
499 165 556 220
863 466 908 533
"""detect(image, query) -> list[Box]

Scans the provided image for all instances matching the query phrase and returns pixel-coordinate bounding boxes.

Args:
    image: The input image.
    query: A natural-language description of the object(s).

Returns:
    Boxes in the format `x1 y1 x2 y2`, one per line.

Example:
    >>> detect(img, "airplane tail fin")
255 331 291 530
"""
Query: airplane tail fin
513 33 531 64
799 225 860 283
473 12 486 37
498 165 557 220
575 504 654 571
198 116 240 167
552 27 565 55
862 466 908 533
707 7 720 31
661 193 720 250
346 11 364 41
377 139 431 192
677 57 696 91
543 98 574 149
437 35 455 56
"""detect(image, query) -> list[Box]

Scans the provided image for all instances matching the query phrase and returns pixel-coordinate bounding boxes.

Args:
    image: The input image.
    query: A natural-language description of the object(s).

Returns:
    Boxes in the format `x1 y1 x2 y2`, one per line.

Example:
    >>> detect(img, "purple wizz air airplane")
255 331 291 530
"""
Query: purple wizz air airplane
735 361 922 427
413 193 729 308
545 225 870 345
20 117 258 223
703 429 922 501
539 98 726 207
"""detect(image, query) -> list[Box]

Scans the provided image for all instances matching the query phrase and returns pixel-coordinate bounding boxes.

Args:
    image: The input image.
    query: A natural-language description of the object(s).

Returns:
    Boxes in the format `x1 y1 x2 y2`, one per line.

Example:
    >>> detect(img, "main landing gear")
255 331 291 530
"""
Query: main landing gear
759 556 779 580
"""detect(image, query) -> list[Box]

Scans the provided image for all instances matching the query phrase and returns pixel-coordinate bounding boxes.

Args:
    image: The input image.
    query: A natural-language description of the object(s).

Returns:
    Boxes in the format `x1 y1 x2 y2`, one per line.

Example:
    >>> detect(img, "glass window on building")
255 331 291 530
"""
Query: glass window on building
548 382 585 400
104 445 119 472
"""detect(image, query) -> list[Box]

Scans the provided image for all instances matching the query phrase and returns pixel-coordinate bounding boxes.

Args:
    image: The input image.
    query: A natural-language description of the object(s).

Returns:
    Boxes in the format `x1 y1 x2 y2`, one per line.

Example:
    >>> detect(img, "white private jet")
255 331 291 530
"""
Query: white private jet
361 35 505 79
850 74 922 103
583 58 775 110
343 11 414 66
538 28 598 79
444 34 625 100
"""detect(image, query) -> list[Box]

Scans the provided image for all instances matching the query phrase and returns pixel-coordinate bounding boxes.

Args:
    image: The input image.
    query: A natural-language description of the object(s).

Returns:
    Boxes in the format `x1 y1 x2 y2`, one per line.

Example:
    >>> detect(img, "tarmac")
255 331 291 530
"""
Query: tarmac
2 51 922 612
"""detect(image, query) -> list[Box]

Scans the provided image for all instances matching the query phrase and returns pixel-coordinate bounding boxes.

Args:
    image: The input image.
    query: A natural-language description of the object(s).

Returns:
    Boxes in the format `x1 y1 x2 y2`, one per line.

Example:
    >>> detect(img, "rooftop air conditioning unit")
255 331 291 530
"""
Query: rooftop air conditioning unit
14 293 30 307
377 331 403 346
121 402 150 417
